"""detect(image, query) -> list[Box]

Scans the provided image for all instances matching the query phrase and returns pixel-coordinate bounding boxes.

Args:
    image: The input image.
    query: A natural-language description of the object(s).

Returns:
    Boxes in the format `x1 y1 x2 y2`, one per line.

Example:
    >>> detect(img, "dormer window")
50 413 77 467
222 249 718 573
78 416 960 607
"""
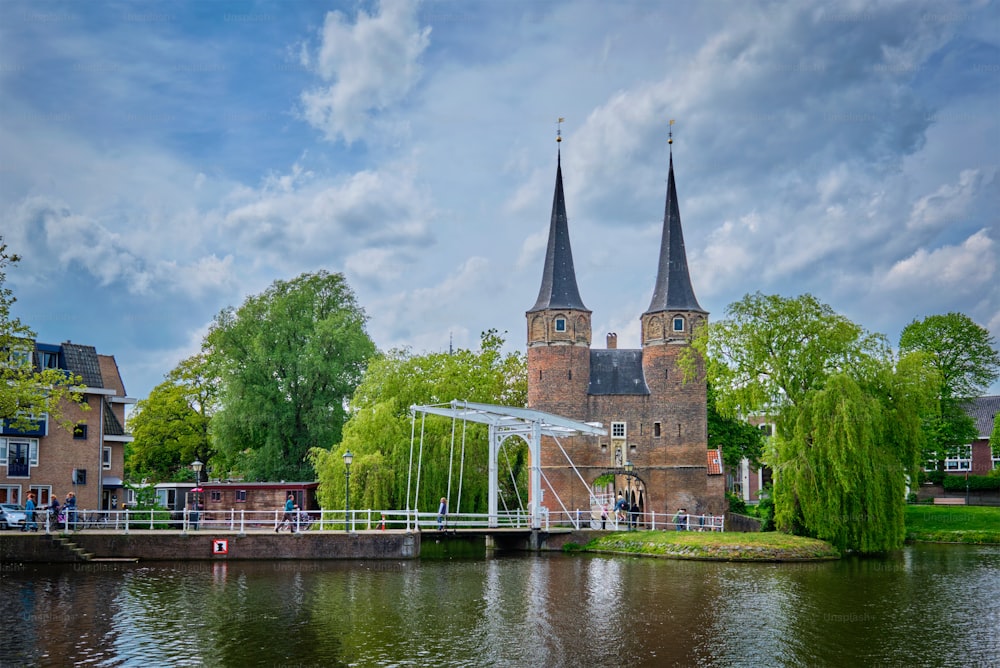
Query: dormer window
554 318 567 333
672 316 685 332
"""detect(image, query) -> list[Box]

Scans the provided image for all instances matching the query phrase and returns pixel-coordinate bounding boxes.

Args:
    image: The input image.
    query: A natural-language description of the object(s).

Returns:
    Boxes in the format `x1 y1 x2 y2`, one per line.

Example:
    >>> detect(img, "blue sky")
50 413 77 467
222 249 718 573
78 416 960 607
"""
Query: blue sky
2 0 999 402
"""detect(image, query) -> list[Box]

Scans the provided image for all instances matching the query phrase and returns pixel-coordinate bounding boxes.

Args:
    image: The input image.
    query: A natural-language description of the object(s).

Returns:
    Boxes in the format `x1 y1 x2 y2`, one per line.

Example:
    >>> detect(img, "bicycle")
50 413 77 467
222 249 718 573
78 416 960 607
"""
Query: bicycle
82 512 108 529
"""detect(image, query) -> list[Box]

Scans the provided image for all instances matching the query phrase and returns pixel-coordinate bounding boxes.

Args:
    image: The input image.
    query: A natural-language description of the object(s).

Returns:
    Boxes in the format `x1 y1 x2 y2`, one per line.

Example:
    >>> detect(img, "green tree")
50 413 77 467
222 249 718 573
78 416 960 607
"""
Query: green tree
0 237 86 431
126 353 216 482
899 313 1000 469
707 383 765 470
309 330 527 514
690 292 933 553
207 271 376 481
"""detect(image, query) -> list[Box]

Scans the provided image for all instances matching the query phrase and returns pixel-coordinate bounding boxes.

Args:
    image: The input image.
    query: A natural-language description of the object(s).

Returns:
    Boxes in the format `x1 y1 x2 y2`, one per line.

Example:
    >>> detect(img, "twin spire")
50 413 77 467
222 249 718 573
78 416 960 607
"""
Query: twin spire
529 122 703 318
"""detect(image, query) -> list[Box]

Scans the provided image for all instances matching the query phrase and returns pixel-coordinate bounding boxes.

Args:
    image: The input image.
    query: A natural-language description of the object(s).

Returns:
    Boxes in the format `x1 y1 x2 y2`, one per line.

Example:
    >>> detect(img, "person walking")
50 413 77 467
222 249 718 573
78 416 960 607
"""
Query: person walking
23 493 38 532
48 494 61 531
673 507 689 531
437 497 447 530
277 494 297 532
600 505 608 530
64 492 77 530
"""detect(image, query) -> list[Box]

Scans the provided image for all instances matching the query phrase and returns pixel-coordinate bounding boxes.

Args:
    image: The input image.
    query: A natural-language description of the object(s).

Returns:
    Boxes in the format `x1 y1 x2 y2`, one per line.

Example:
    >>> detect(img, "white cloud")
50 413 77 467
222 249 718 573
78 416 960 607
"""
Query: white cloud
300 0 431 143
882 229 996 291
907 169 986 231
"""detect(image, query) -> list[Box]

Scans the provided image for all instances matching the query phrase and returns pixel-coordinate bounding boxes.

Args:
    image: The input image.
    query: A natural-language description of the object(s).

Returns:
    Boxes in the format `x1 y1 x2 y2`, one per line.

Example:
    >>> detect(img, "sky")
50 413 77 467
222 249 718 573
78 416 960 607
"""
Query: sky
2 0 998 404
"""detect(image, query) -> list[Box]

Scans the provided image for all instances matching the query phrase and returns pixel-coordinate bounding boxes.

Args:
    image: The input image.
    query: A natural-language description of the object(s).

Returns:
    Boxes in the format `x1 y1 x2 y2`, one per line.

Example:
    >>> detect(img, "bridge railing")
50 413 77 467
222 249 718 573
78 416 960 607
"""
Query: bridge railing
38 508 724 533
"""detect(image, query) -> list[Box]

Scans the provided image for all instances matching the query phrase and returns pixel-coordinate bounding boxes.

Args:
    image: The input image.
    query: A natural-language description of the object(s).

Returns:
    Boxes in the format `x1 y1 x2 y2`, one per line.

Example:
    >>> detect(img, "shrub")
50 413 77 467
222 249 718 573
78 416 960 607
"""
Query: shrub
942 475 1000 491
726 491 747 515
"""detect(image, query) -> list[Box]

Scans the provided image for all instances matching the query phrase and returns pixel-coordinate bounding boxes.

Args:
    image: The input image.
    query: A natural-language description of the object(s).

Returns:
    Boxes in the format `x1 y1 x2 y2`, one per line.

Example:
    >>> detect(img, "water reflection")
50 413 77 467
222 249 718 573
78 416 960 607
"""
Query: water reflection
0 544 997 667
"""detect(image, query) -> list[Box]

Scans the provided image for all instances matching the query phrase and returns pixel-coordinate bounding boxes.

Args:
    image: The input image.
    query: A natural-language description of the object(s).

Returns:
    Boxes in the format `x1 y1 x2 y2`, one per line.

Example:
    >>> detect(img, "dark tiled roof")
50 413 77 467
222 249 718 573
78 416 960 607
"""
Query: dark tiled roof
528 150 589 313
61 342 104 388
645 154 706 315
588 349 650 395
103 399 125 436
964 395 1000 438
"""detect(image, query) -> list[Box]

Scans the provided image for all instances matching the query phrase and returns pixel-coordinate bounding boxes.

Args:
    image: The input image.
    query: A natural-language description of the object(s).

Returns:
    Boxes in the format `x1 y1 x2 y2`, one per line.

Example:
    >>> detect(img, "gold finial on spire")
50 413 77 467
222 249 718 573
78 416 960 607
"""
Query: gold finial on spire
557 117 565 143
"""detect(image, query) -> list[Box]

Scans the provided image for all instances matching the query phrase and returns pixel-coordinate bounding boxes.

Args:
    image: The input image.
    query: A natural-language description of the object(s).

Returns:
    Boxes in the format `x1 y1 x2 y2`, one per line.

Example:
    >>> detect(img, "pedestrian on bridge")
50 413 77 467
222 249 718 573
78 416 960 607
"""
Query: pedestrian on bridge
437 497 447 530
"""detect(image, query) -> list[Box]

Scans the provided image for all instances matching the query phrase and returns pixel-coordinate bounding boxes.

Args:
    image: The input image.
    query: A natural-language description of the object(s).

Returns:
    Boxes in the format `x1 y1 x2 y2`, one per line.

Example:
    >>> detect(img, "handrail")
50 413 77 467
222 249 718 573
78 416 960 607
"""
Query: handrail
39 507 724 533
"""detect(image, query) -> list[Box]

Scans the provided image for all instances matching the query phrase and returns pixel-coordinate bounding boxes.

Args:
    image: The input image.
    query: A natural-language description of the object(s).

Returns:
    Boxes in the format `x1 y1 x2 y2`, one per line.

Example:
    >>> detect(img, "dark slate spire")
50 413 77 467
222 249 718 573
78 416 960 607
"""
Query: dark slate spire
645 150 705 315
528 149 588 312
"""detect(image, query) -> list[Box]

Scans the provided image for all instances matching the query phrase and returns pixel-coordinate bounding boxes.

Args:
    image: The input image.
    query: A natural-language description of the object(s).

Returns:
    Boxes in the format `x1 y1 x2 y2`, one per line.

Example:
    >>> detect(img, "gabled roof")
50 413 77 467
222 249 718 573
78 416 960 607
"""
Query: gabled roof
588 349 650 395
645 153 706 315
964 395 1000 438
528 150 588 313
103 399 125 436
707 449 723 475
61 342 104 388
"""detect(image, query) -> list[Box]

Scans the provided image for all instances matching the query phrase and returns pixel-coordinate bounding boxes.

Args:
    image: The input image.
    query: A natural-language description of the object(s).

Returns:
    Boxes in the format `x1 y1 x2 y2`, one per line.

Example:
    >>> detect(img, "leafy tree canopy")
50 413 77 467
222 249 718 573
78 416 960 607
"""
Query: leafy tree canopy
693 292 934 553
899 312 1000 400
125 353 215 483
310 330 527 514
899 313 999 468
207 271 376 482
0 237 87 431
707 383 765 470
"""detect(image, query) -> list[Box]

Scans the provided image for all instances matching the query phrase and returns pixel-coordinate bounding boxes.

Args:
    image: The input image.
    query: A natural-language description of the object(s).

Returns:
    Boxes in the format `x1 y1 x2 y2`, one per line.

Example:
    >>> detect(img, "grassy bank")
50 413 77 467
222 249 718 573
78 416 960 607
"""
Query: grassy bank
905 505 1000 544
580 530 839 561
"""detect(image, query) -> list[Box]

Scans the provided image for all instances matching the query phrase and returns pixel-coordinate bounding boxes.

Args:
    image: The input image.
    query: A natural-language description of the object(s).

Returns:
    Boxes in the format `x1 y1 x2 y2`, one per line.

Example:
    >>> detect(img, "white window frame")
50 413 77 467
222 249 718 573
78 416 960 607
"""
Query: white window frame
554 317 567 333
672 316 685 332
0 438 6 465
611 421 627 439
944 445 972 472
102 446 112 470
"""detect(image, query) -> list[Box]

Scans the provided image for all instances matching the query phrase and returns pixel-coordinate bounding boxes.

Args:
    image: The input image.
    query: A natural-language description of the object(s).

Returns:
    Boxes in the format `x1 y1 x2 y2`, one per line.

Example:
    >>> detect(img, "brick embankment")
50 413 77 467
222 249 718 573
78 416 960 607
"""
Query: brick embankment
0 530 420 563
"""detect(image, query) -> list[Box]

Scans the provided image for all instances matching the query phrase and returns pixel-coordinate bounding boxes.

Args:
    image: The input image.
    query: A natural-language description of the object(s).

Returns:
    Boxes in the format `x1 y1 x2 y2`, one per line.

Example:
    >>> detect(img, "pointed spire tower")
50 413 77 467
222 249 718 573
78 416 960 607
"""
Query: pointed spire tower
526 120 591 415
642 123 707 346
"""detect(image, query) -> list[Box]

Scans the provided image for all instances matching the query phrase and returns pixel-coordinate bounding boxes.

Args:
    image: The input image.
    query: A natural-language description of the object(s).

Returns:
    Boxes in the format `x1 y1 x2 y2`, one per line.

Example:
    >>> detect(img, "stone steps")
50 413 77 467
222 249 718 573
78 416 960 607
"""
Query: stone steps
49 534 94 561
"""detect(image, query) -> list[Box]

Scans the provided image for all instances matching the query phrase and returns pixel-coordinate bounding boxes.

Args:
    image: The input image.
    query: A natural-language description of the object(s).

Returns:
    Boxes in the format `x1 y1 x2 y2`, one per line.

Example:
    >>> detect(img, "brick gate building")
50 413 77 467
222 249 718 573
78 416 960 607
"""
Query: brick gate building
526 137 724 520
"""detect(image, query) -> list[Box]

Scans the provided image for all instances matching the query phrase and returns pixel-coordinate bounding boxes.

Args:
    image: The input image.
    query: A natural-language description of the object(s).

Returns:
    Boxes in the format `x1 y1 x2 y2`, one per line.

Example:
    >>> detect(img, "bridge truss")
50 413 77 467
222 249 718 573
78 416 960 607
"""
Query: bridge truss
409 400 607 529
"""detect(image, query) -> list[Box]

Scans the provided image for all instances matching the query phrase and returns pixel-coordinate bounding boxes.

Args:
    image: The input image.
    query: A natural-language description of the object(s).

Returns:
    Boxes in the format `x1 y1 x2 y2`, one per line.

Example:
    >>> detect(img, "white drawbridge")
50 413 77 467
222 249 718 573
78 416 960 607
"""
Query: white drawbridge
408 400 607 529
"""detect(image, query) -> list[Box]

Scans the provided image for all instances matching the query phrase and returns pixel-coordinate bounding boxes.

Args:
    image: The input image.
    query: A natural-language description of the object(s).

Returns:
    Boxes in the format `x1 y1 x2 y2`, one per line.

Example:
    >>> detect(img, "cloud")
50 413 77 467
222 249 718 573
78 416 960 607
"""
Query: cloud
4 196 237 299
300 0 431 143
907 168 986 231
882 228 996 291
221 160 435 275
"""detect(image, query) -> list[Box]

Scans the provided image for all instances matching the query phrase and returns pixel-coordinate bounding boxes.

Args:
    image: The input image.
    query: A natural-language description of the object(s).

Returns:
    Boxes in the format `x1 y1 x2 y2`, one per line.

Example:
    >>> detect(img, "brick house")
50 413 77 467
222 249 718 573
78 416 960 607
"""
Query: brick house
944 395 1000 474
526 140 725 519
0 341 134 513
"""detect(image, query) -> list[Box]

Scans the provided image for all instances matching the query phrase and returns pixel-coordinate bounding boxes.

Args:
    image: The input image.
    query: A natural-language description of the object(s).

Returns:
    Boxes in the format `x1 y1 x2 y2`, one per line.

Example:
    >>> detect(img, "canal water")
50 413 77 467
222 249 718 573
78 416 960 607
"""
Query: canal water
1 543 997 667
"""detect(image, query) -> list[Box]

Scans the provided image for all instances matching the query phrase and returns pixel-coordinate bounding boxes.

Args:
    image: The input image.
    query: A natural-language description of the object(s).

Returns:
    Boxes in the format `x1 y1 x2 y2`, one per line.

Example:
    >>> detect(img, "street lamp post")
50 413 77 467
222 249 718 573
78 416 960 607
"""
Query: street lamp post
343 450 353 532
624 460 634 530
190 459 203 531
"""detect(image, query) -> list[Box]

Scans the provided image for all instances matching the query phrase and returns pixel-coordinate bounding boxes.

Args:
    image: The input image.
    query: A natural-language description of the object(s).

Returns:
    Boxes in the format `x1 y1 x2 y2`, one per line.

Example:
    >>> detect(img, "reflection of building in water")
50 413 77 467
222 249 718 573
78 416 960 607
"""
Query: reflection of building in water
526 133 724 519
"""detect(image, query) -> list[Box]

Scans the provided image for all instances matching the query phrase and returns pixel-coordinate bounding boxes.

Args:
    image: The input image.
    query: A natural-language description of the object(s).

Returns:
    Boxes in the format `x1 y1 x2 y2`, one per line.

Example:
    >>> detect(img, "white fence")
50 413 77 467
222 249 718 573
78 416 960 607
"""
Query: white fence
28 507 723 534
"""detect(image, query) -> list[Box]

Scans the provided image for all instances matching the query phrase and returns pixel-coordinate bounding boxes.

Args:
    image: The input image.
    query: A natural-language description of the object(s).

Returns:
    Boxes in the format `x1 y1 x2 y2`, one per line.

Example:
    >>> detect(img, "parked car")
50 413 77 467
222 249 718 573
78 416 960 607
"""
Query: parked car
0 503 26 530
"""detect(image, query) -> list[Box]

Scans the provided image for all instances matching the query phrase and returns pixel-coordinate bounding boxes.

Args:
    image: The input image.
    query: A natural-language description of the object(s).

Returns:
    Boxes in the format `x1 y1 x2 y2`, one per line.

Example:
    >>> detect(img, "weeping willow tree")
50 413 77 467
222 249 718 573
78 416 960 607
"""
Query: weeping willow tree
309 330 527 515
774 368 927 553
688 292 937 553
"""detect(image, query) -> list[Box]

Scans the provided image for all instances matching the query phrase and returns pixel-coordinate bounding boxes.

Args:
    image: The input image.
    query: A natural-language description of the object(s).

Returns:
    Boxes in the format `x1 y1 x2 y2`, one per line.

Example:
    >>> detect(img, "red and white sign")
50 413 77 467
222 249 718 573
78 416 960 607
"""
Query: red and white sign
213 539 229 555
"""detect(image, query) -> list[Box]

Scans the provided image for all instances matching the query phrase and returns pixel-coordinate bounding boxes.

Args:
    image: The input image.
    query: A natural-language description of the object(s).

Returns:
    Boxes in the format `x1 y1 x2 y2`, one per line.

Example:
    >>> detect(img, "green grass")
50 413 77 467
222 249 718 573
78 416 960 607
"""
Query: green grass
905 505 1000 544
582 530 839 561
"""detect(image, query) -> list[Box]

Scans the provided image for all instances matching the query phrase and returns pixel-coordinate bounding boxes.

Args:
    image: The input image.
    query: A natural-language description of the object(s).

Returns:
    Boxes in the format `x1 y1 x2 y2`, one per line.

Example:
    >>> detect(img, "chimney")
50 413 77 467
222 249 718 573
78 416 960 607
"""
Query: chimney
607 332 617 349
